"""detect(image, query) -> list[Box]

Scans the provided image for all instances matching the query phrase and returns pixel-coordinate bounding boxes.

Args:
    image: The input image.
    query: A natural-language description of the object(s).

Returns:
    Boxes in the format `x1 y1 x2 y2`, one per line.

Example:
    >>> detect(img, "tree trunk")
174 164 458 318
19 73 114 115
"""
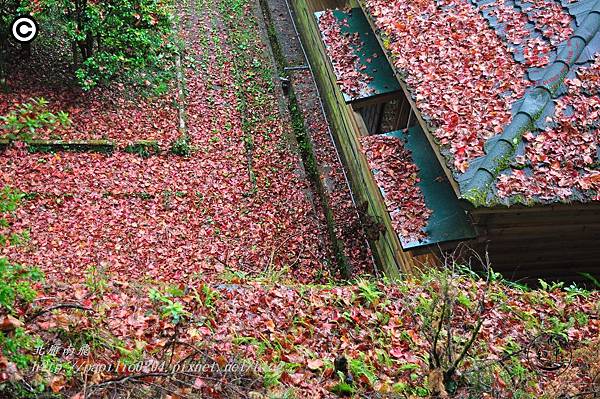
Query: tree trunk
85 32 94 58
72 41 79 66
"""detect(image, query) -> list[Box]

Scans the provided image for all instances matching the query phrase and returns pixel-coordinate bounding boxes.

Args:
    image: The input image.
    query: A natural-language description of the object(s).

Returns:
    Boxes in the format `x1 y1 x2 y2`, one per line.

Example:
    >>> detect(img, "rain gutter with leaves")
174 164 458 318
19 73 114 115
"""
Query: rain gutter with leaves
461 0 600 206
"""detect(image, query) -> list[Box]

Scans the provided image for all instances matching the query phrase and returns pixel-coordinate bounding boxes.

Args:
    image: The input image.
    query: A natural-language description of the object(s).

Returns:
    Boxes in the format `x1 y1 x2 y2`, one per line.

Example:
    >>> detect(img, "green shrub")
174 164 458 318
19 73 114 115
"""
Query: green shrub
29 0 177 90
170 135 192 157
0 98 70 140
0 259 44 313
0 185 45 385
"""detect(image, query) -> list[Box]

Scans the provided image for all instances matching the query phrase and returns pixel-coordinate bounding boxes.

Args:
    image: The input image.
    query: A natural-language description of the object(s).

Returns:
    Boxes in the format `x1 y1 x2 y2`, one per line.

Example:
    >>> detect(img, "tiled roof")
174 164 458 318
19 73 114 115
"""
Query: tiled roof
361 0 600 206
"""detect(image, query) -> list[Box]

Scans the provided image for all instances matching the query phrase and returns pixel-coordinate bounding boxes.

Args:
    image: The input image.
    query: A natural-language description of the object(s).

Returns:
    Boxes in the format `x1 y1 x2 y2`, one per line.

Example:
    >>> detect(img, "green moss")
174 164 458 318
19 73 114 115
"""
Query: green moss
462 187 490 207
123 140 160 158
25 139 115 154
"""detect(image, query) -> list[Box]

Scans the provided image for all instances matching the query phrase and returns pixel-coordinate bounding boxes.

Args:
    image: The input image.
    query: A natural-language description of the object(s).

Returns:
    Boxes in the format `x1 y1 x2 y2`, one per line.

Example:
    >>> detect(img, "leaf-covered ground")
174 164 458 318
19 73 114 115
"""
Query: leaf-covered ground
0 45 179 146
1 0 339 283
17 269 600 398
2 0 600 398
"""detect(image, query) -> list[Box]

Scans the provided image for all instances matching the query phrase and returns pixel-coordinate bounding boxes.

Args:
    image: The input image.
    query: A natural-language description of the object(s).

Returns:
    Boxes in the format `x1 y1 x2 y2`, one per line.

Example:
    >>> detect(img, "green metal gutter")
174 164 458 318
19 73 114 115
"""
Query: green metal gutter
382 128 476 249
462 0 600 206
314 8 401 104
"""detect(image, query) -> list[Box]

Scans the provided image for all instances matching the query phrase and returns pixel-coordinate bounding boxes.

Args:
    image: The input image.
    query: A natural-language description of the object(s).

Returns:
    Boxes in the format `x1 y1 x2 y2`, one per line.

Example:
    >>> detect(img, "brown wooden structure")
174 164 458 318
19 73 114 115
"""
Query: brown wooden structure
288 0 600 285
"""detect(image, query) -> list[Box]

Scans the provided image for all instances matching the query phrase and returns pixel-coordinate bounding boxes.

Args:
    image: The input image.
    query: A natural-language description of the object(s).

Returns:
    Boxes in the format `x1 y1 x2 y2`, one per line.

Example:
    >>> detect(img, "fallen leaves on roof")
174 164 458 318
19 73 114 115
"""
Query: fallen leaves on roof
480 0 553 67
525 0 574 46
497 56 600 201
361 134 431 243
364 0 528 173
318 10 375 100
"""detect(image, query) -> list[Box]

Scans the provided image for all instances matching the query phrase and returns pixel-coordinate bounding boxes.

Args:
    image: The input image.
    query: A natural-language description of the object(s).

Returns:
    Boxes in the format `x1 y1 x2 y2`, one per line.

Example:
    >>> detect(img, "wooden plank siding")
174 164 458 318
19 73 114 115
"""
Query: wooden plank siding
289 0 438 277
472 208 600 285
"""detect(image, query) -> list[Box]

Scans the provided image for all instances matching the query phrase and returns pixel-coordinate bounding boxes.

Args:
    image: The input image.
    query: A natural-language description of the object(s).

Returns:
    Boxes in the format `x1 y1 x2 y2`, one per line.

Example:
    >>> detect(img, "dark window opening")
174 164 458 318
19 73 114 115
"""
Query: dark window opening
357 93 417 136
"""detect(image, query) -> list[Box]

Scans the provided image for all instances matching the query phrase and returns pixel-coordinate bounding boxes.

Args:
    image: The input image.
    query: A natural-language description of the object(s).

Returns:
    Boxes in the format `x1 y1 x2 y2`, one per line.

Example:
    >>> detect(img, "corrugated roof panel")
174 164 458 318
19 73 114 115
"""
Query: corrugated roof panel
315 8 401 104
364 127 476 250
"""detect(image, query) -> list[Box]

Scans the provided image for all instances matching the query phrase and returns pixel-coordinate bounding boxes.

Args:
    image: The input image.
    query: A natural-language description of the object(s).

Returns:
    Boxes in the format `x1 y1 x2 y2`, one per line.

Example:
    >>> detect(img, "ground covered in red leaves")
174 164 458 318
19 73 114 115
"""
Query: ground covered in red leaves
2 0 600 398
0 0 334 283
20 271 600 398
0 51 179 146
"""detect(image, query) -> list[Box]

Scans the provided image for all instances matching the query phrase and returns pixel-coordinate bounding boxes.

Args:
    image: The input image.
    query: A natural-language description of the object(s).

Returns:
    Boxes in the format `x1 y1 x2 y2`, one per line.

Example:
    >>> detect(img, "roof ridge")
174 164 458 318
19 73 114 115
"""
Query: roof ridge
462 0 600 206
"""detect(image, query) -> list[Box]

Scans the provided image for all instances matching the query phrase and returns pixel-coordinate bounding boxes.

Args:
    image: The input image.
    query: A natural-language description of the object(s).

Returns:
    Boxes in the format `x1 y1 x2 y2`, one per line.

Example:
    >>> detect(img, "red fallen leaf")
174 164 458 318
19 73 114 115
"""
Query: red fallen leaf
215 355 227 367
0 358 20 383
307 358 324 370
281 371 305 385
265 319 276 332
444 114 459 130
282 352 304 364
0 315 24 332
389 346 407 359
50 375 66 393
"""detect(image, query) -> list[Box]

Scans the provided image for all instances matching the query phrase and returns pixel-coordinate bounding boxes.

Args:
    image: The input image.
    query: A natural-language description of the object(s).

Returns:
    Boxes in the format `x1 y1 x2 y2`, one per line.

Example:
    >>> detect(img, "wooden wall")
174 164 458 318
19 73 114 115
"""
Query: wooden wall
289 0 436 278
472 206 600 285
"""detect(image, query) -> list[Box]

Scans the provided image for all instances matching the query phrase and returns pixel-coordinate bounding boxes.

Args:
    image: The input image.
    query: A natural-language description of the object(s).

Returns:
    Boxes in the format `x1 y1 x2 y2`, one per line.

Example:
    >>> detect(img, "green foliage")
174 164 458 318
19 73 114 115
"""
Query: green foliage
0 185 46 387
262 363 282 388
0 328 41 370
0 98 70 140
356 278 383 308
123 140 161 158
170 135 192 157
0 1 30 38
0 190 39 306
148 288 189 324
199 284 219 309
564 283 591 299
84 264 109 294
0 186 31 249
538 279 564 292
30 0 177 90
330 380 355 396
348 355 377 386
0 259 44 313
